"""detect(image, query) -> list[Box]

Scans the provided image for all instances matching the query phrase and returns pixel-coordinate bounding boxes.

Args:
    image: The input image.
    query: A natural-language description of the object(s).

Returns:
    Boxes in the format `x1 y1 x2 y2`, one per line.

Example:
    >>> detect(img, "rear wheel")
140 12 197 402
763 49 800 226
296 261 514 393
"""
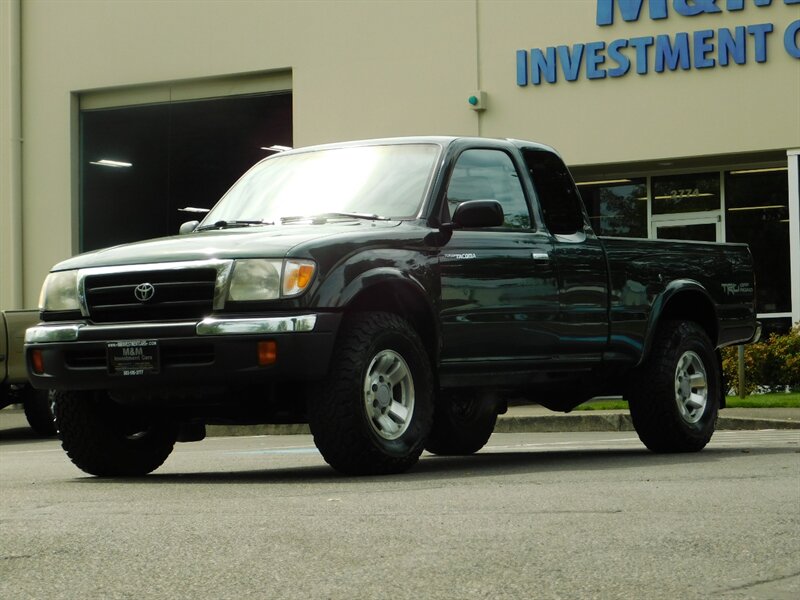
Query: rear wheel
425 390 498 455
22 387 57 437
53 390 177 476
308 312 433 475
626 320 720 453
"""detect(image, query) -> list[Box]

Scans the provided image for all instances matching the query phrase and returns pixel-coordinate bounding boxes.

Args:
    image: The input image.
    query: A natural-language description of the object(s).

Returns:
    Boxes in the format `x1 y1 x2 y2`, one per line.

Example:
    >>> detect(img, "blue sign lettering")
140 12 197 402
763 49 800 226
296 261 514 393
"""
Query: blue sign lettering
607 39 632 75
597 0 668 26
673 0 722 17
694 29 717 67
655 32 691 71
518 1 799 88
557 44 585 81
718 26 747 65
531 47 557 84
747 22 774 61
629 36 655 73
586 41 609 78
516 49 528 85
727 0 779 10
785 19 800 56
598 0 797 25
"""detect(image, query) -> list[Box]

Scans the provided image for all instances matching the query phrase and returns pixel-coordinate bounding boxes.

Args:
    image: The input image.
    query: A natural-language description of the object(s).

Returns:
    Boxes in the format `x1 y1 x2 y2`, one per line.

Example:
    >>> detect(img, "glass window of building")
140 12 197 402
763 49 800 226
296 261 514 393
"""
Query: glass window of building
652 172 720 215
578 179 647 238
725 168 791 314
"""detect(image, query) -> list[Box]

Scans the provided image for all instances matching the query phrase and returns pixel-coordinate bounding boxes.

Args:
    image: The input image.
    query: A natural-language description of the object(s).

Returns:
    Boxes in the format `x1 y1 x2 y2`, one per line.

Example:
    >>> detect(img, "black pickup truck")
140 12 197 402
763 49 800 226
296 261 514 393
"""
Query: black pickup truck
26 137 759 476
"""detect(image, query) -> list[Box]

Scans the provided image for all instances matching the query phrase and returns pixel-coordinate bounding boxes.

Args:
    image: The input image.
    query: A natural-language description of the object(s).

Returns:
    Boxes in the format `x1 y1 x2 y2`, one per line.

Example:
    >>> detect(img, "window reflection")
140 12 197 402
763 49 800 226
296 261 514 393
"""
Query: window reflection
579 179 647 238
446 149 531 229
576 166 792 319
205 144 439 223
725 169 790 313
652 172 720 214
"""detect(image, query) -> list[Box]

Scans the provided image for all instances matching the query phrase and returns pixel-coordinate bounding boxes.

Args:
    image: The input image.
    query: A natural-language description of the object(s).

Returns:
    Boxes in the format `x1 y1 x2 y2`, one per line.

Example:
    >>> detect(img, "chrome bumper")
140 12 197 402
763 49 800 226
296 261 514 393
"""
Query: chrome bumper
747 321 763 344
25 314 318 344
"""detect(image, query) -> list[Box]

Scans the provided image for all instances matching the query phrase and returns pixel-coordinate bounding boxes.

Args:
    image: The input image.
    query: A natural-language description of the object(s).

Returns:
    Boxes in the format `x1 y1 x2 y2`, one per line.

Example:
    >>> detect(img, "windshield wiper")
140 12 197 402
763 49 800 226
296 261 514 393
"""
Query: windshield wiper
280 212 390 224
196 219 270 231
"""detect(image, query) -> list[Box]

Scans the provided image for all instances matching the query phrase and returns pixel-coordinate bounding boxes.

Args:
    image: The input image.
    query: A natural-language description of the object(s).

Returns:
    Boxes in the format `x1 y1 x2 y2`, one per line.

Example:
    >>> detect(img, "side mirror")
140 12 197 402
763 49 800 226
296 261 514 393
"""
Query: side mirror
446 200 504 230
179 220 199 235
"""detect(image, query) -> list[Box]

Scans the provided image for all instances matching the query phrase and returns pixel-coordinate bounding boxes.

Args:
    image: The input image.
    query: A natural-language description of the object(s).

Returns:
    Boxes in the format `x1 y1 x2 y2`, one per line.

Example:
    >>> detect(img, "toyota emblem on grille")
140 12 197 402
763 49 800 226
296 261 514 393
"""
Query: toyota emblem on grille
134 283 156 302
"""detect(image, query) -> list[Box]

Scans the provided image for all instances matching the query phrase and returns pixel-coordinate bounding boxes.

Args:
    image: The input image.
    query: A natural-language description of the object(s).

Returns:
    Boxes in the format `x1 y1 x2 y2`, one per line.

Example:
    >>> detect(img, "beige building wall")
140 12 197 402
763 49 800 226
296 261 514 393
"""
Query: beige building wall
0 0 23 309
2 0 799 307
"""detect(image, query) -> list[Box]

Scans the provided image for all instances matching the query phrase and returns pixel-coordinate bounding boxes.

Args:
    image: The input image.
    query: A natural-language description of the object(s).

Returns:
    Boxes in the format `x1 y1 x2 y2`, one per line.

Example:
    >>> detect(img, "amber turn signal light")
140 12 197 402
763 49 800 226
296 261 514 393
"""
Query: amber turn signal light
282 260 316 296
31 349 45 375
258 340 277 366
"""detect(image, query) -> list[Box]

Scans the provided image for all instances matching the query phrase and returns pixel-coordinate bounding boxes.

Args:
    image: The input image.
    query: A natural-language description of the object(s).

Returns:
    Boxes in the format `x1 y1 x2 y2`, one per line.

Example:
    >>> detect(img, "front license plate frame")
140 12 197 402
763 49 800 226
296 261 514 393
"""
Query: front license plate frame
107 339 160 376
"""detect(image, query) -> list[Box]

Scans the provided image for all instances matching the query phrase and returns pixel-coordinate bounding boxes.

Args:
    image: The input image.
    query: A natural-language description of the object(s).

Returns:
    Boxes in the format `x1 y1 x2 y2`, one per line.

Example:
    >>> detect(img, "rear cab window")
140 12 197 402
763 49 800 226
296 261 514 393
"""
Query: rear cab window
522 149 587 236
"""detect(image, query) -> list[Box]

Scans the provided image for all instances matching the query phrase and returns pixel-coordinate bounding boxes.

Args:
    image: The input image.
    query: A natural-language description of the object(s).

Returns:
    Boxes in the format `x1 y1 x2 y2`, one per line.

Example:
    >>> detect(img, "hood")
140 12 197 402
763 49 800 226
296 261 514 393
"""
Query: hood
52 221 401 271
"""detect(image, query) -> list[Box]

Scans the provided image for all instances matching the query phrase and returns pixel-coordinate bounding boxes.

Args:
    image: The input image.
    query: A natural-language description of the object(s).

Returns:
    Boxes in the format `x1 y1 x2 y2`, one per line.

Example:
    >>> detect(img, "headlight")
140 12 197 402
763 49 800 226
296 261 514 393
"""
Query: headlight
38 270 80 311
227 259 316 302
228 259 282 301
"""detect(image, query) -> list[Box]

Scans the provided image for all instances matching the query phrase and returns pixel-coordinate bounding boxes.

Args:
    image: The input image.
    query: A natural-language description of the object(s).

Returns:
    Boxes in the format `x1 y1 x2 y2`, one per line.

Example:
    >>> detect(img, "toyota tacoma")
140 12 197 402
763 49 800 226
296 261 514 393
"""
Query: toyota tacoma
26 137 760 476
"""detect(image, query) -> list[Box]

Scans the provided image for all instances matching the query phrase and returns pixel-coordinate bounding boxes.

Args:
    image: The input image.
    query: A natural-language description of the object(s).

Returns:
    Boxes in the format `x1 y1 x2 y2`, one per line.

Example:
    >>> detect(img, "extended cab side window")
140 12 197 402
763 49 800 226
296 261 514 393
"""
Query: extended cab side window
523 149 586 235
445 149 531 229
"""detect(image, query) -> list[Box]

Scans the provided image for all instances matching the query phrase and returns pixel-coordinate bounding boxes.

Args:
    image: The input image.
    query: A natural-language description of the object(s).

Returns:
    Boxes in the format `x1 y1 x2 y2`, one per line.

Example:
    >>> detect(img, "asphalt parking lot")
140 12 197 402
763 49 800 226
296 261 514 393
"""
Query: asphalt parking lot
2 417 798 600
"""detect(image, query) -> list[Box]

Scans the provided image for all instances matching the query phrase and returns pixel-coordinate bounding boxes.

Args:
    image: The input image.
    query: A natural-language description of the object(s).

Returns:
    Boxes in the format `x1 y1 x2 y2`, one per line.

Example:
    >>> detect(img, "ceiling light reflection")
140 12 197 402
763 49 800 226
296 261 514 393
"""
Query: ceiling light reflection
89 159 132 168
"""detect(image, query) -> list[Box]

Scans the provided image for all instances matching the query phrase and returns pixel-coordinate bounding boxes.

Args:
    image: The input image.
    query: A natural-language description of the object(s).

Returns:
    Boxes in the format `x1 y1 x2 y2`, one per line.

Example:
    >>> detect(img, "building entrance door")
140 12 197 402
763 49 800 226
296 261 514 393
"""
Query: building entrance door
654 216 721 242
650 172 722 243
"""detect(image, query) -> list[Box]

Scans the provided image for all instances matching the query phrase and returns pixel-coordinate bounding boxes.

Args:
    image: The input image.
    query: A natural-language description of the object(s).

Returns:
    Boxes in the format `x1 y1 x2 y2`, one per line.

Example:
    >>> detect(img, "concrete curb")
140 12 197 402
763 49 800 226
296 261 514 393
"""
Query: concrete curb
715 417 800 431
207 423 312 437
204 413 800 437
493 413 634 433
2 408 798 439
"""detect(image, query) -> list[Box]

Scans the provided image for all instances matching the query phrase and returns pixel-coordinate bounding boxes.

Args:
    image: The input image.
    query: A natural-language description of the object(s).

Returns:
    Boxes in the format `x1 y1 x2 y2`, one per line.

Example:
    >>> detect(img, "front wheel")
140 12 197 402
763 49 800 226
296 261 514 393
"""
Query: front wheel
307 312 433 475
626 320 720 453
53 390 177 476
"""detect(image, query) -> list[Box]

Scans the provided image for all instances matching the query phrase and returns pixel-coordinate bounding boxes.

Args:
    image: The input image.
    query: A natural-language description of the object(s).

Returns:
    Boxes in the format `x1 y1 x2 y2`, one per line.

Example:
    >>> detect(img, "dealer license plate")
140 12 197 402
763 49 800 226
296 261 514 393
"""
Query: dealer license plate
107 339 160 376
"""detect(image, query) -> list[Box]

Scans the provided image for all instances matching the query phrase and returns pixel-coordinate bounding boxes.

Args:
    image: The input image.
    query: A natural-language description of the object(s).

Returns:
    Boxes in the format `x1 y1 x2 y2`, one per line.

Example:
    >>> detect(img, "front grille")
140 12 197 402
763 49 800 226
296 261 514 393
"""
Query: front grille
64 344 215 369
84 269 217 323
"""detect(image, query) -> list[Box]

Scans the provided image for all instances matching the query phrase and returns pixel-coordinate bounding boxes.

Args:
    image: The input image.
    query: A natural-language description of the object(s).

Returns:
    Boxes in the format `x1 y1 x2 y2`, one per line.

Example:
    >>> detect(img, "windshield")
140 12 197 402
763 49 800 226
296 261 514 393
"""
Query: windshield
202 143 440 225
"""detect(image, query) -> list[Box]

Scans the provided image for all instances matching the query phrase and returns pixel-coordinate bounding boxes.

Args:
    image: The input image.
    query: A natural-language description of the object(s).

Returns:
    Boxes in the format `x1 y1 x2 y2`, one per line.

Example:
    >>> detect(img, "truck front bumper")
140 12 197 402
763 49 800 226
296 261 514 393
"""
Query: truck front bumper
25 312 341 392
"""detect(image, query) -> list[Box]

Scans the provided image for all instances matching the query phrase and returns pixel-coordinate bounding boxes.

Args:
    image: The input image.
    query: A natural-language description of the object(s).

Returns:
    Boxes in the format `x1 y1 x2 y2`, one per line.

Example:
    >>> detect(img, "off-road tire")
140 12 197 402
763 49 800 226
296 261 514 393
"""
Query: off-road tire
53 390 177 476
22 387 57 437
308 312 433 475
425 390 498 455
627 320 720 453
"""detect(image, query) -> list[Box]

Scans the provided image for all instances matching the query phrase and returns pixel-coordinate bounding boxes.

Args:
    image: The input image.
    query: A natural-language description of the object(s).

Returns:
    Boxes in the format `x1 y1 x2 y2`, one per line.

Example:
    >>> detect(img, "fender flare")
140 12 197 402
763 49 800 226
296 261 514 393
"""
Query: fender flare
639 279 718 366
336 267 442 363
336 267 433 310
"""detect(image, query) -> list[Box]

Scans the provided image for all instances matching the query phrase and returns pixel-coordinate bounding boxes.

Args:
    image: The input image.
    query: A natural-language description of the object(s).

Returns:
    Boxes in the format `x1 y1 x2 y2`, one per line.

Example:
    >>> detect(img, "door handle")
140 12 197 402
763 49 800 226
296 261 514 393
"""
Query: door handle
532 252 549 261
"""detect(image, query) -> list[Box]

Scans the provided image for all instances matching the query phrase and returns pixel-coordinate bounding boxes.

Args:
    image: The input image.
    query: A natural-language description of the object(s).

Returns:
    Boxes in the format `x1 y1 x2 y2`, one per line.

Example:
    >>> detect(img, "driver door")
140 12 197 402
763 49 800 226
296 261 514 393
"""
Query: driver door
437 149 560 375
